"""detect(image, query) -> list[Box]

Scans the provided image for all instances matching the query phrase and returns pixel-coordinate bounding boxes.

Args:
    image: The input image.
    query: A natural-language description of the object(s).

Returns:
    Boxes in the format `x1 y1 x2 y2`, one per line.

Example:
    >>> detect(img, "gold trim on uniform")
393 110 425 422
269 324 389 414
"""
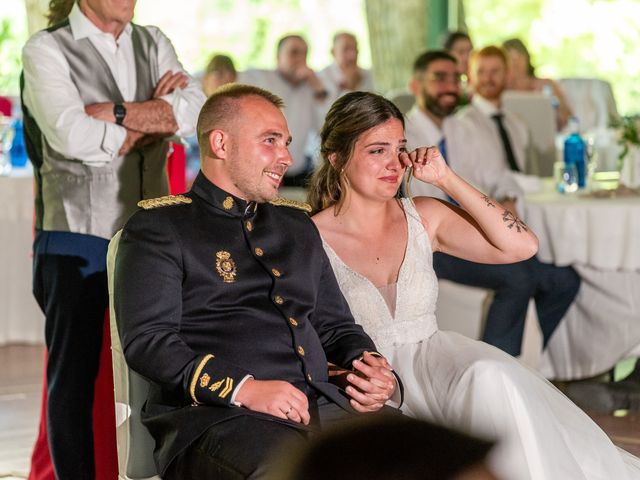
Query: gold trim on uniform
254 247 264 257
189 354 215 404
199 372 211 388
137 194 192 210
223 196 234 210
208 379 224 392
271 268 281 277
219 377 234 399
269 197 312 213
246 221 253 232
215 251 237 283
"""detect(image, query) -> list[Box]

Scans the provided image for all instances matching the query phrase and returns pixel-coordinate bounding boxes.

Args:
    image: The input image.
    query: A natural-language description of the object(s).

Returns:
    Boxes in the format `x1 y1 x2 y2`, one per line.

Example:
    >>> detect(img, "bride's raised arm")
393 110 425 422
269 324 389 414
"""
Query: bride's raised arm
402 146 538 264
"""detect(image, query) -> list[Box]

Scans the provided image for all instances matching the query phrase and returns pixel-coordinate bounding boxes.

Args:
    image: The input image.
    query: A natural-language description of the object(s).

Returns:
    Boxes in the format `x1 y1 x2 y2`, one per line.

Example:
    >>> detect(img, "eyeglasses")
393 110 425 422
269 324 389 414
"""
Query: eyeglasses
426 72 462 85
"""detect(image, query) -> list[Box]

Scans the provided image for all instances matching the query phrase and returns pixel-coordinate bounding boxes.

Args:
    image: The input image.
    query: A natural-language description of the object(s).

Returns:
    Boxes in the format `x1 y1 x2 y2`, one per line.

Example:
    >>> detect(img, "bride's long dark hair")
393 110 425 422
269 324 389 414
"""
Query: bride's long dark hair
307 91 404 215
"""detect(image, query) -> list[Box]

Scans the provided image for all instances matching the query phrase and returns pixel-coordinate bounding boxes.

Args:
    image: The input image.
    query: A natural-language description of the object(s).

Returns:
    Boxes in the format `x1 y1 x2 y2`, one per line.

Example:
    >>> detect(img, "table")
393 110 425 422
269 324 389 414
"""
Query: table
523 180 640 380
0 168 45 345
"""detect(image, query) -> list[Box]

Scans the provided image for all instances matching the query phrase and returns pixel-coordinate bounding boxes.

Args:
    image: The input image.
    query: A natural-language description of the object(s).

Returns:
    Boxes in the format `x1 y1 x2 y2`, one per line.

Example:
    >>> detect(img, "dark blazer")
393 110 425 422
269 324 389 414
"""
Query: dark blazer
115 171 383 474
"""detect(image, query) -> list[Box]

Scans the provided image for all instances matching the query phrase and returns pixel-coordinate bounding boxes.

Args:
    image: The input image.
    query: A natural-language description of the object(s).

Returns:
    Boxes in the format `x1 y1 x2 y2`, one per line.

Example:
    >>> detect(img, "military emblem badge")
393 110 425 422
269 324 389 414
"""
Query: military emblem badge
216 251 237 283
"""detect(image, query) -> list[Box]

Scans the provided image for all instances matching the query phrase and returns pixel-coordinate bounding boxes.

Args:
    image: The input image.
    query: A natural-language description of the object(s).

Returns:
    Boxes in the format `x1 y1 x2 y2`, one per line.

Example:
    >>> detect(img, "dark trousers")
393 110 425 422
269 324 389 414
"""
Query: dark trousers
433 253 581 356
165 397 353 479
32 230 110 480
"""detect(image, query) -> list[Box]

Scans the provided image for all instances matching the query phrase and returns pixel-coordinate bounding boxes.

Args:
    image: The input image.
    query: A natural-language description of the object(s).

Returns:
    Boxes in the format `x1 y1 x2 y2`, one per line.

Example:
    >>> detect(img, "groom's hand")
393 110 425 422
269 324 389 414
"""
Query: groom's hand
346 351 397 412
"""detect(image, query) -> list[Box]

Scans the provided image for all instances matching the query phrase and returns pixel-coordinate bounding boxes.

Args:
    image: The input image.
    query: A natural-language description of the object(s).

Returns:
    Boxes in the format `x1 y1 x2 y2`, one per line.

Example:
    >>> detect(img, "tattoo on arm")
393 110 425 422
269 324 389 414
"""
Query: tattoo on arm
502 210 528 233
481 195 496 208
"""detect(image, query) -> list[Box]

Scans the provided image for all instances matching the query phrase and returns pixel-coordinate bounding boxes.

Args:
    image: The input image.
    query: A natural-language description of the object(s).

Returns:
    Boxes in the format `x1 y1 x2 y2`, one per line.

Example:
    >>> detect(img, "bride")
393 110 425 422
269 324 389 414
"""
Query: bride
307 91 640 480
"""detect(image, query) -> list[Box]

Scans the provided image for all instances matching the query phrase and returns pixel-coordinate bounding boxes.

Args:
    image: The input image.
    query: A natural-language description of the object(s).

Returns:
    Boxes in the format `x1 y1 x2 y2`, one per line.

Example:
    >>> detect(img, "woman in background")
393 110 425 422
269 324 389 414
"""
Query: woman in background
502 38 572 130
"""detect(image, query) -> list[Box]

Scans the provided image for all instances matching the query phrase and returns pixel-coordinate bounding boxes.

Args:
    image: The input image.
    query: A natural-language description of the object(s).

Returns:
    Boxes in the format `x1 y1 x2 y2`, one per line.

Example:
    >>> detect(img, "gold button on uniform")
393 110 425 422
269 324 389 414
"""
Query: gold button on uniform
289 317 298 327
307 373 313 382
271 268 281 277
274 295 284 305
246 221 253 232
254 247 264 256
297 346 305 356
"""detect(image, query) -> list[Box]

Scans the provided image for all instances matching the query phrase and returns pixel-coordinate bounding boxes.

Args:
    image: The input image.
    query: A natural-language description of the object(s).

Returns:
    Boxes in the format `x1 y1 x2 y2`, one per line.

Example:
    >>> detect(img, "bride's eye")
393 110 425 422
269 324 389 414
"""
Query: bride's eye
369 148 384 155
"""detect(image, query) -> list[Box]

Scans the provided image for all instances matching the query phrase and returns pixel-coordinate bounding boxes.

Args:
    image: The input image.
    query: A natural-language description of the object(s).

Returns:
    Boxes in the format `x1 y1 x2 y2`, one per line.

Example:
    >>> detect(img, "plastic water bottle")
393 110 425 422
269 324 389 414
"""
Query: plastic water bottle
9 118 28 168
564 117 586 188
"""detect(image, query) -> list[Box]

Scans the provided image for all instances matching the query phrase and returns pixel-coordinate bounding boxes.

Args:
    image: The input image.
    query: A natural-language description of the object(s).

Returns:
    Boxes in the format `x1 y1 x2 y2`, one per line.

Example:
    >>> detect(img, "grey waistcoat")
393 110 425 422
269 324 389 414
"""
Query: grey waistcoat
38 21 169 239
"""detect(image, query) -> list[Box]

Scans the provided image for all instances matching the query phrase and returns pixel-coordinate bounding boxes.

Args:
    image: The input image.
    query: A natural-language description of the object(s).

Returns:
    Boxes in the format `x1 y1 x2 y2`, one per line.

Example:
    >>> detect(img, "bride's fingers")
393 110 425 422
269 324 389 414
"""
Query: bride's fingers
399 151 412 168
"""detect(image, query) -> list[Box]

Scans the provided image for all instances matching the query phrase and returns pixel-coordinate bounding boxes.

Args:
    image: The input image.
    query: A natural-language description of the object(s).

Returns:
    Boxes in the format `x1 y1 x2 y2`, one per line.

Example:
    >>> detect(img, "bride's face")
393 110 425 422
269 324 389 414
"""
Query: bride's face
344 118 407 199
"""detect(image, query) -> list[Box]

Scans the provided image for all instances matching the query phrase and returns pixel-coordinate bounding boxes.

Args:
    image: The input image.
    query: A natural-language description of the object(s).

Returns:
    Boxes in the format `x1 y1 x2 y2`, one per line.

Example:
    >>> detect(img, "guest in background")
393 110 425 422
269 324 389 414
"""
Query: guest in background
502 37 572 130
405 50 580 358
201 53 237 97
240 34 328 186
21 0 205 477
318 32 374 103
442 30 473 84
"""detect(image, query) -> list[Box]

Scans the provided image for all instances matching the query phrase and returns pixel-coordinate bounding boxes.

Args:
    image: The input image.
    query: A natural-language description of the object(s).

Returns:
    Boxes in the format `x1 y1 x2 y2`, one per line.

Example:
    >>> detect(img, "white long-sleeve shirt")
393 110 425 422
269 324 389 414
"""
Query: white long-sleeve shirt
22 2 206 166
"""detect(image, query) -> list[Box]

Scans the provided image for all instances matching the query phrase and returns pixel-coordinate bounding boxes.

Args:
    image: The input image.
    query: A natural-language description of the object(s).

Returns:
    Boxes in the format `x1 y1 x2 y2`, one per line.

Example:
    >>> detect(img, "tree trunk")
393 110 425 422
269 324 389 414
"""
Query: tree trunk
364 0 428 95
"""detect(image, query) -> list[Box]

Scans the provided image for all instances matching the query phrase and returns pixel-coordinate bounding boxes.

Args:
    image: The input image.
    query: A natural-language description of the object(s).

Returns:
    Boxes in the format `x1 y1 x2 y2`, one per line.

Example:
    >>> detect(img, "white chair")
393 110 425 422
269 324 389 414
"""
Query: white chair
558 78 619 131
107 230 162 480
502 91 557 177
386 88 416 115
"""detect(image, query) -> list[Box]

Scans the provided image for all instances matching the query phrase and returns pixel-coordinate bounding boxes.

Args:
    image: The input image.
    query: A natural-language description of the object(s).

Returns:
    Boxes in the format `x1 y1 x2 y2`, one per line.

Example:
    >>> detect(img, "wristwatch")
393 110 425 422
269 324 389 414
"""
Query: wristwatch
113 103 126 126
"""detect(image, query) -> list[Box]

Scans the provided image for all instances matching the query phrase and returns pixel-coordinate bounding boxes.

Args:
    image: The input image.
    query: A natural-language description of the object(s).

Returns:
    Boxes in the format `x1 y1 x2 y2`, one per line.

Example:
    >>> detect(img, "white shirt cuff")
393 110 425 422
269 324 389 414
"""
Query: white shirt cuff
230 374 254 407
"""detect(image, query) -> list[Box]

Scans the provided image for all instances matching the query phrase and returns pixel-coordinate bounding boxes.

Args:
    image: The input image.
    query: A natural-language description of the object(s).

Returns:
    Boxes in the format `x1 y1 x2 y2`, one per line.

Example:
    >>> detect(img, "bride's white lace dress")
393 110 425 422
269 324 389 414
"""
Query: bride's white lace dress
323 198 640 480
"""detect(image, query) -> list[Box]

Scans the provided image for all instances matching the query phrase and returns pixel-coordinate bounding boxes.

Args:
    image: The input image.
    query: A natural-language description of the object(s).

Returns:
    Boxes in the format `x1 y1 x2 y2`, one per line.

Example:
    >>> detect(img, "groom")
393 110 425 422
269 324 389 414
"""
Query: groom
114 83 401 479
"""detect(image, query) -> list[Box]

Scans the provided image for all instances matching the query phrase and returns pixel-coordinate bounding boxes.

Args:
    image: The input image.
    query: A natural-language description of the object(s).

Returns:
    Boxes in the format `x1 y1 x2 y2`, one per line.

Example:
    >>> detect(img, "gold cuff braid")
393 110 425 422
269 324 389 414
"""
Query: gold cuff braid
189 354 215 404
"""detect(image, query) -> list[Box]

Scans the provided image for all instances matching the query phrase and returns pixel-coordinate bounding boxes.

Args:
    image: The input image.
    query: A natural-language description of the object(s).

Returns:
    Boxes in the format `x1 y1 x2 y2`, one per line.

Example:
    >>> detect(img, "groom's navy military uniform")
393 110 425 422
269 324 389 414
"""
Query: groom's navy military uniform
115 171 392 476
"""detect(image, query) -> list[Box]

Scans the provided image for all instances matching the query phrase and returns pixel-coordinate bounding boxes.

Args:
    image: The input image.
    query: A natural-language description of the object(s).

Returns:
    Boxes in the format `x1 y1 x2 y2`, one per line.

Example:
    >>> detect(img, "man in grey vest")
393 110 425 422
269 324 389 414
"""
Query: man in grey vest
21 1 205 478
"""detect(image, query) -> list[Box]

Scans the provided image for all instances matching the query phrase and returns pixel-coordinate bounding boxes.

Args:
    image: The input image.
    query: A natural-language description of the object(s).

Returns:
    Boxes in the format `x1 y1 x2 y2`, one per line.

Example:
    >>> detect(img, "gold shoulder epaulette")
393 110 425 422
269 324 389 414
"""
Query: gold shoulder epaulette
269 197 312 213
137 194 192 210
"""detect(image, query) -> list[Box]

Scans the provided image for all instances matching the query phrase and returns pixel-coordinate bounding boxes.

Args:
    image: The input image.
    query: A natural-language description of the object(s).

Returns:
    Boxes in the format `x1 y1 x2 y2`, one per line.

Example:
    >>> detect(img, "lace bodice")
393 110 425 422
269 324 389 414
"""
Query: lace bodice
323 198 439 349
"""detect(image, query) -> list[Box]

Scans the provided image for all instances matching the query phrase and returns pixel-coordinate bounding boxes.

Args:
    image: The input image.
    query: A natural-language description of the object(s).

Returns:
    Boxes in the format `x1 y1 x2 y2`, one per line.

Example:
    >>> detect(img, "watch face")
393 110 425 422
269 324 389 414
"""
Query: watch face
114 104 126 124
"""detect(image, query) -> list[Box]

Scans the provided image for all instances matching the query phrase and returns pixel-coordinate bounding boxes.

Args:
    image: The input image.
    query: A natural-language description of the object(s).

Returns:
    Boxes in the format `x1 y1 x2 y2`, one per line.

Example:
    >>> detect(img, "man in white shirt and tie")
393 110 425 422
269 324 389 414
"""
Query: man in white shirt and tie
21 1 205 477
405 50 580 359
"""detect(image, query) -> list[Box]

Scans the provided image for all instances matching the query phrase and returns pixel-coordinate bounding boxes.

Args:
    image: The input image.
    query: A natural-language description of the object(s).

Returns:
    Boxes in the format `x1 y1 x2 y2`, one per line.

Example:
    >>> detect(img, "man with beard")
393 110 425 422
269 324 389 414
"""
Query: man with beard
240 35 328 186
405 50 580 359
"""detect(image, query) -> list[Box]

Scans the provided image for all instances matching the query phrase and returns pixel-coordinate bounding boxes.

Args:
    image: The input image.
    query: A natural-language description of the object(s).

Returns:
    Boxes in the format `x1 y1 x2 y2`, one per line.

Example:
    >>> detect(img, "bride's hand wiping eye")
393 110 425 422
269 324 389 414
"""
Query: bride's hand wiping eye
401 146 449 185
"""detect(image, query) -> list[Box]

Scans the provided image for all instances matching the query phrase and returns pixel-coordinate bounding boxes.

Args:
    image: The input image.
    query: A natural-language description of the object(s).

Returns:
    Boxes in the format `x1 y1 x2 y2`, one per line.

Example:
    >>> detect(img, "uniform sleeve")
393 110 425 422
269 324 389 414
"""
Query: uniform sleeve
115 210 251 406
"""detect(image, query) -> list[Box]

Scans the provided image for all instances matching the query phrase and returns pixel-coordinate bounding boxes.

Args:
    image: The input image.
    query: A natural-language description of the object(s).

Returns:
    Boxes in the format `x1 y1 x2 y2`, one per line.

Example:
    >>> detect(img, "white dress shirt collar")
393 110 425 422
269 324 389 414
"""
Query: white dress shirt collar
471 94 501 117
69 2 132 42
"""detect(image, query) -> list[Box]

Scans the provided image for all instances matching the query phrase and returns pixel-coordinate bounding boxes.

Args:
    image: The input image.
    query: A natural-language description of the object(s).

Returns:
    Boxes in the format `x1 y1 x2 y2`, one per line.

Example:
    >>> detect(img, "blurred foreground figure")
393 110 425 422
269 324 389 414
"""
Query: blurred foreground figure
270 415 498 480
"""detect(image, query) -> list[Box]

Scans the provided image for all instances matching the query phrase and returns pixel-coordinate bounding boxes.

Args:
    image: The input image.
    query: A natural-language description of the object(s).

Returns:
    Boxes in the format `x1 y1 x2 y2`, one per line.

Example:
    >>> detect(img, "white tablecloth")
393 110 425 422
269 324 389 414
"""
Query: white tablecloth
0 171 45 345
523 180 640 379
524 184 640 270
